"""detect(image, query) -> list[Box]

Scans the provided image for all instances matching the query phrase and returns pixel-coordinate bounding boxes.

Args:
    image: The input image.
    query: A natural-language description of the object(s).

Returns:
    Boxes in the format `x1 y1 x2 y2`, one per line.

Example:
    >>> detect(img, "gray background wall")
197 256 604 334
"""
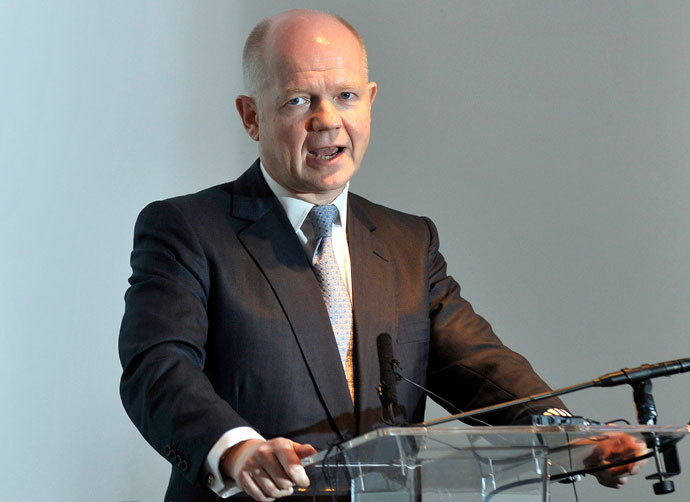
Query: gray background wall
1 1 688 501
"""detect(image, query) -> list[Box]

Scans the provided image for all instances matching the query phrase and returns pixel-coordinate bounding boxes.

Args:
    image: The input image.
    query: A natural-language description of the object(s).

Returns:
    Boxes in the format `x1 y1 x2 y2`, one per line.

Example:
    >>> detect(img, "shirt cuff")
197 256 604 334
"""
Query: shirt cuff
203 426 265 498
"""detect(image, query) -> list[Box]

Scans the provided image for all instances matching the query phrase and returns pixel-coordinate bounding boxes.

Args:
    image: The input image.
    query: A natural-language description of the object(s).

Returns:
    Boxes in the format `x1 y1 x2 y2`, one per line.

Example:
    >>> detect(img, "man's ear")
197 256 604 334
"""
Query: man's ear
367 81 378 105
236 95 260 141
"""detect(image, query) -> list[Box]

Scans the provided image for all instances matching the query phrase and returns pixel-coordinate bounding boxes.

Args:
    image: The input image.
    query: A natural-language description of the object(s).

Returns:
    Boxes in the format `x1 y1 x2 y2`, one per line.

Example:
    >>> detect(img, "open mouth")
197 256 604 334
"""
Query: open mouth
309 146 345 160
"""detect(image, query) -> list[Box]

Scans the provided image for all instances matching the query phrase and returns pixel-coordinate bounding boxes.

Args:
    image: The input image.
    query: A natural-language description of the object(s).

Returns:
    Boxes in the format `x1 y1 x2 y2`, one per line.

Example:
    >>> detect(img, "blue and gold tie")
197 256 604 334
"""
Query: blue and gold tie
308 205 354 401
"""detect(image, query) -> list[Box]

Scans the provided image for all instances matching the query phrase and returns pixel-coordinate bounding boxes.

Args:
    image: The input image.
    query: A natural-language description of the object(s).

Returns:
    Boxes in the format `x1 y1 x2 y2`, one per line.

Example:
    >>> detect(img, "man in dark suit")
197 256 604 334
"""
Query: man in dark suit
119 9 641 501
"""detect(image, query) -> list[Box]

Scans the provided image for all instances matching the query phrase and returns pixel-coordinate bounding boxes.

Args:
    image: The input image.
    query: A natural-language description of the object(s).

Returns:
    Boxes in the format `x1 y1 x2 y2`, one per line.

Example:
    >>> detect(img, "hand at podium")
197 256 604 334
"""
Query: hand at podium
222 437 317 501
583 432 649 488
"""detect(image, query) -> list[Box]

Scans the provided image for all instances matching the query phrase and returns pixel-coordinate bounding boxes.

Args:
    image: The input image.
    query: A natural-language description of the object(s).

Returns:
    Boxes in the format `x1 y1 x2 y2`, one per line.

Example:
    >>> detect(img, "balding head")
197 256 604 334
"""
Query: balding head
242 10 368 107
234 9 377 204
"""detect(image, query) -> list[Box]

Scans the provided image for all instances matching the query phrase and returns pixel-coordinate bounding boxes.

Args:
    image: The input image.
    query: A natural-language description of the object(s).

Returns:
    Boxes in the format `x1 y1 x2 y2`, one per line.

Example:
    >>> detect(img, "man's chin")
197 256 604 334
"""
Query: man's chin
319 176 353 194
297 179 351 204
311 167 355 189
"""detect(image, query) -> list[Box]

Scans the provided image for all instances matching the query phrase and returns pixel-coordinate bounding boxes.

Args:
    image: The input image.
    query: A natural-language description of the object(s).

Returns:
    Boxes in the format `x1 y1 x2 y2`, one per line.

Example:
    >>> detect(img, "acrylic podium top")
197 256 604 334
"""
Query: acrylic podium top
293 424 689 500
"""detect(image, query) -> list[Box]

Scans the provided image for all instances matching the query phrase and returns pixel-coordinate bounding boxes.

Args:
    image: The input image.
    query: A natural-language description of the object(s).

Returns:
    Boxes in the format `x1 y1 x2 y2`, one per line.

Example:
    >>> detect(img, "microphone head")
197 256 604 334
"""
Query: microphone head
377 333 398 407
376 333 393 362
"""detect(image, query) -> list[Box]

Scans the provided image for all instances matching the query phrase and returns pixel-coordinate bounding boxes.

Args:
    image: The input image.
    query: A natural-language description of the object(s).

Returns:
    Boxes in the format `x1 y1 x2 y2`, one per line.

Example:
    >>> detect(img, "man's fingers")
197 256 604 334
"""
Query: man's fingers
593 458 646 488
249 463 294 500
598 476 627 489
595 469 629 489
238 469 276 502
273 440 311 487
254 443 298 491
223 437 316 500
602 464 634 478
579 433 650 490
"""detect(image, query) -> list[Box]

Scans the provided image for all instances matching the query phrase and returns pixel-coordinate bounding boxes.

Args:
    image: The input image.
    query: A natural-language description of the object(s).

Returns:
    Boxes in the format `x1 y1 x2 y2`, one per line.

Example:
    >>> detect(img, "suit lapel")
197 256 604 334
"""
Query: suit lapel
347 195 398 428
231 163 355 437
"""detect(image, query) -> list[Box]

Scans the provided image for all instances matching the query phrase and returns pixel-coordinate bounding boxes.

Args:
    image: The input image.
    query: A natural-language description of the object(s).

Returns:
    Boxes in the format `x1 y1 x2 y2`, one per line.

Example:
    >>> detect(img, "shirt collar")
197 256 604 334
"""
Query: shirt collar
259 161 349 234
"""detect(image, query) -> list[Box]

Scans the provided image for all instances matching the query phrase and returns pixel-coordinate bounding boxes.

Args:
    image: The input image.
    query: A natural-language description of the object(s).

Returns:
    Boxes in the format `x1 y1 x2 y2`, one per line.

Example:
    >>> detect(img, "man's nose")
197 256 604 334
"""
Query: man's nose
309 100 341 131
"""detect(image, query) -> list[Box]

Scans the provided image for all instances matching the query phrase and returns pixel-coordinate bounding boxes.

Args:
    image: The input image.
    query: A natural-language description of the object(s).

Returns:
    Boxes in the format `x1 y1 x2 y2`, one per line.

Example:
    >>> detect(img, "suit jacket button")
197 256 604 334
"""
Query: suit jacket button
175 454 182 465
167 449 176 460
180 459 189 471
164 445 171 456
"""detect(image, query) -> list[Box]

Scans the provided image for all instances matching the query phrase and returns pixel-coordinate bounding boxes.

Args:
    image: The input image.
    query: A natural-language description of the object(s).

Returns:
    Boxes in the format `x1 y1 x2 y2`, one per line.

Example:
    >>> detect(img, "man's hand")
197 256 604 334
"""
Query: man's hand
222 437 318 501
583 432 649 488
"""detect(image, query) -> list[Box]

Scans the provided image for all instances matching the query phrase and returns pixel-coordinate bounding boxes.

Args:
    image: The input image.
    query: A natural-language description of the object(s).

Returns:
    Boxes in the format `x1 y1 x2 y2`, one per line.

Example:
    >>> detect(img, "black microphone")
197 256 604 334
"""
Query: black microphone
376 333 398 412
593 358 690 388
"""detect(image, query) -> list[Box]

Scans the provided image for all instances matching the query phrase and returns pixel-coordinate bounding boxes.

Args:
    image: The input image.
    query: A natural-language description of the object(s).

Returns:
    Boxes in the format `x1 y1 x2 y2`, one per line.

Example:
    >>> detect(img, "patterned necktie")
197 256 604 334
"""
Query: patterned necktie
308 205 354 402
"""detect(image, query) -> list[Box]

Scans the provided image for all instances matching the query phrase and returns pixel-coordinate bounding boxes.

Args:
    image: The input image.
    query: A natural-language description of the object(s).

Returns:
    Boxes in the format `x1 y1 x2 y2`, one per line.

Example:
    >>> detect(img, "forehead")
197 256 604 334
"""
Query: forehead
265 19 366 87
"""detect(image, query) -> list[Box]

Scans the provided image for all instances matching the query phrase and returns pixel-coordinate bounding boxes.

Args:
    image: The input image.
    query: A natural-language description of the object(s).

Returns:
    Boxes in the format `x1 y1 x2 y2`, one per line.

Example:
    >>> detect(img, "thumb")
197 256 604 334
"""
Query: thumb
294 443 318 459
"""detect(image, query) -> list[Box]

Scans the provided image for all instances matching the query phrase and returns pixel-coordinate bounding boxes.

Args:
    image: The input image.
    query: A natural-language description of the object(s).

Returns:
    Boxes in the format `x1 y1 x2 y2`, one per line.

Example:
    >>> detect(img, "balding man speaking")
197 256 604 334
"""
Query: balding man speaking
119 9 642 501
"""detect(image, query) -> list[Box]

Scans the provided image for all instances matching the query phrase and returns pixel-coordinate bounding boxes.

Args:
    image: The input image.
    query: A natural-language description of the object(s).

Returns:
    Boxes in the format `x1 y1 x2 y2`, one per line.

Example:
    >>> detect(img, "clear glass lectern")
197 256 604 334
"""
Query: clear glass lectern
290 424 689 501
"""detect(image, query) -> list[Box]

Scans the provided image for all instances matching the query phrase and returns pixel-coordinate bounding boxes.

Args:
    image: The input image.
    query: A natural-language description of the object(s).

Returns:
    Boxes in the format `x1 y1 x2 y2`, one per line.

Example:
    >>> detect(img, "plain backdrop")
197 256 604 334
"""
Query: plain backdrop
1 1 688 501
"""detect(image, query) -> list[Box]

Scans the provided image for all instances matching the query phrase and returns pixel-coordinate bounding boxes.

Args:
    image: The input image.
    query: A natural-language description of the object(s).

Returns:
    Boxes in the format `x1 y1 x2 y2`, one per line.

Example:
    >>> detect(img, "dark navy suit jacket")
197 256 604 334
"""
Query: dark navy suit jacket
119 160 564 500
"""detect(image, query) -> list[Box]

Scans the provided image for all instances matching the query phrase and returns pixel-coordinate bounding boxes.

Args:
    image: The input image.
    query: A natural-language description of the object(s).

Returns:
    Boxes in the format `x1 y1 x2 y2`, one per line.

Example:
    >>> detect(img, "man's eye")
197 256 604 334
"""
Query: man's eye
339 92 355 100
287 97 307 106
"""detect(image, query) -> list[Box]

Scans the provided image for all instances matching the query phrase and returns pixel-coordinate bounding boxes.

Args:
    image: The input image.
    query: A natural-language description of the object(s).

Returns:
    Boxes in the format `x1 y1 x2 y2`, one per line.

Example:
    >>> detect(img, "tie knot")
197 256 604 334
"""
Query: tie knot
308 205 338 239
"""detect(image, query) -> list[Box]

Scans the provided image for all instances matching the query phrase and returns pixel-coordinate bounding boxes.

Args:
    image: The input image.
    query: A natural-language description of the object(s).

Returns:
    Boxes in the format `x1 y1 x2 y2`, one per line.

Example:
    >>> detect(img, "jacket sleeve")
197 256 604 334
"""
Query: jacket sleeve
423 217 567 424
118 200 252 485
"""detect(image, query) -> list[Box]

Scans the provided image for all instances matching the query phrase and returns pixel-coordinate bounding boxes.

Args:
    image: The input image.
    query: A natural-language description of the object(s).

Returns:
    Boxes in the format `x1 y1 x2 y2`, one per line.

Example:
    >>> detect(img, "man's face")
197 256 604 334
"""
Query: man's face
238 17 377 204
